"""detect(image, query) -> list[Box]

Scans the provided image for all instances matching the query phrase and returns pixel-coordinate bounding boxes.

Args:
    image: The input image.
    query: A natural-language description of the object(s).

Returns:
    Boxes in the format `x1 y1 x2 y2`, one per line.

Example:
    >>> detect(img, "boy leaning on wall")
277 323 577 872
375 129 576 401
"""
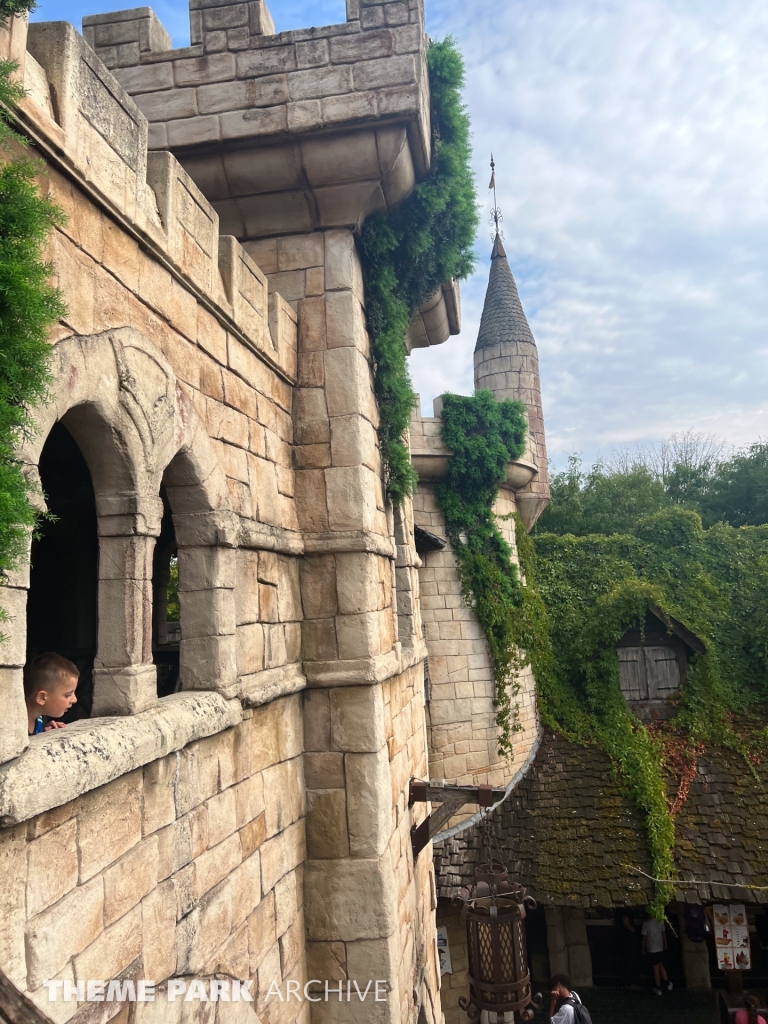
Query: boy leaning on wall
24 652 78 735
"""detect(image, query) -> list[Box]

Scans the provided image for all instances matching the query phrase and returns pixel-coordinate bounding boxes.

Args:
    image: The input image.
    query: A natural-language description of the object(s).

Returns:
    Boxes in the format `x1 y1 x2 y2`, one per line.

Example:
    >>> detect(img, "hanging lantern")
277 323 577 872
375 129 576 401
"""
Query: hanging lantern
453 814 542 1022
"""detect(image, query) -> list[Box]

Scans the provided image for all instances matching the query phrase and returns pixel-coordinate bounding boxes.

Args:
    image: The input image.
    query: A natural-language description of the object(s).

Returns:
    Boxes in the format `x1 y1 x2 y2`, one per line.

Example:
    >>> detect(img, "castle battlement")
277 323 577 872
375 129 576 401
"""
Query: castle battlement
8 17 298 382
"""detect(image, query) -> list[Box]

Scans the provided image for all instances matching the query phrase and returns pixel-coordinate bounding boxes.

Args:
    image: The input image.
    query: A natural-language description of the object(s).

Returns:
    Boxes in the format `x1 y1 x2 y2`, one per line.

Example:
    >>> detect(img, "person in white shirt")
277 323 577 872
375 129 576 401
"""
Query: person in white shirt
549 975 582 1023
641 913 673 995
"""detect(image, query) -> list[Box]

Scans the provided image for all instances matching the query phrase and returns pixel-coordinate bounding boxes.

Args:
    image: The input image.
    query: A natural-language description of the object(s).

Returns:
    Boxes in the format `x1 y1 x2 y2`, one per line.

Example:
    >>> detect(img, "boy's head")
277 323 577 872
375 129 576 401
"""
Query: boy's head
24 653 79 719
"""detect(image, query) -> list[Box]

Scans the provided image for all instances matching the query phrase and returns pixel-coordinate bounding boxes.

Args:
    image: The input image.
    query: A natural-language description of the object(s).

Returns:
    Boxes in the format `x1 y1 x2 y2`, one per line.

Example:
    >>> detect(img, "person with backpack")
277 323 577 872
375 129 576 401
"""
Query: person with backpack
549 974 593 1024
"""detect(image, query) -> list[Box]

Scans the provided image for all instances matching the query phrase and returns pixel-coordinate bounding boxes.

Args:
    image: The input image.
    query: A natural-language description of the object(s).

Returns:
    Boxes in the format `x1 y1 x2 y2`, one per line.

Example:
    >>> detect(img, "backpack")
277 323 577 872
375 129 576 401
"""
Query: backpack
683 903 709 943
568 996 593 1024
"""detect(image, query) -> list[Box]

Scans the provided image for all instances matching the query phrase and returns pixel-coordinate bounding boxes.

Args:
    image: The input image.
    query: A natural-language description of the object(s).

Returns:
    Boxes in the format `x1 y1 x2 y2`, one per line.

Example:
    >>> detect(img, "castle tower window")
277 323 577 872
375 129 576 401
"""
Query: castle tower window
26 419 98 720
614 607 705 722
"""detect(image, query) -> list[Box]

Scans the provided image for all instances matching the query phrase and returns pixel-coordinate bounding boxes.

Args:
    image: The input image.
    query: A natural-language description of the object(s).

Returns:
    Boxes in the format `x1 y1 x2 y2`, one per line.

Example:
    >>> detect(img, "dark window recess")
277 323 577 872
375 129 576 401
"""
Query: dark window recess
153 485 179 698
27 420 98 721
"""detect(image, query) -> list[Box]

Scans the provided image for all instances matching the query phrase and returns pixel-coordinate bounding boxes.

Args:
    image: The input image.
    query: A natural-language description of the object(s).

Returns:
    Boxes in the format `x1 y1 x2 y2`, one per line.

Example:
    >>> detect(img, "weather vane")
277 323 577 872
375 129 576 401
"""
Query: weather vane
489 153 503 241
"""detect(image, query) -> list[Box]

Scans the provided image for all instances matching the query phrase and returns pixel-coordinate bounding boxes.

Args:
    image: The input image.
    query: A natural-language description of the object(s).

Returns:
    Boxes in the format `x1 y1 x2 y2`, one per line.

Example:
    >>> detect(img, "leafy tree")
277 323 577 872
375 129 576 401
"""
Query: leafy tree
698 443 768 528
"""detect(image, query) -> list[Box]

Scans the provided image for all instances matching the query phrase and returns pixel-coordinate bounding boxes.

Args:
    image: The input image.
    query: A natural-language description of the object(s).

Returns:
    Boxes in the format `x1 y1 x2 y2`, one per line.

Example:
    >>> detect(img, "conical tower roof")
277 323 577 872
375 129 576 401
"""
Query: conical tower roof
475 234 536 353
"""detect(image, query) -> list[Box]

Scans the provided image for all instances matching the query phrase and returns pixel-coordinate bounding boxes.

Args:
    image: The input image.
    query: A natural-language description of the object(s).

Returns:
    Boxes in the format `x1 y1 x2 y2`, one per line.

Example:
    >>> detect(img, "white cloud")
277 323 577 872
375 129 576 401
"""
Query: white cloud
32 0 768 466
412 0 768 466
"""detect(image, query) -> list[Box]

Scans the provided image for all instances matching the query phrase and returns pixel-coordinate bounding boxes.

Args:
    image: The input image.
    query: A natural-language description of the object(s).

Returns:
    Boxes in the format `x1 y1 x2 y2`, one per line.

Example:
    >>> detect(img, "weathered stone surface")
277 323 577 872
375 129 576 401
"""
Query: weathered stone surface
0 695 243 825
78 770 142 881
26 819 79 918
304 858 397 941
103 835 159 924
0 823 26 987
25 876 104 990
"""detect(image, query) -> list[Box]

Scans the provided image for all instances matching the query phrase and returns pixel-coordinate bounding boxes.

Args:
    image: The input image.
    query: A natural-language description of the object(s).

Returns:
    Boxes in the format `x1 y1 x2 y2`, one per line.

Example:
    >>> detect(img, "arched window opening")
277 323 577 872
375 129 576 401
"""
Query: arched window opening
26 420 98 721
152 484 180 698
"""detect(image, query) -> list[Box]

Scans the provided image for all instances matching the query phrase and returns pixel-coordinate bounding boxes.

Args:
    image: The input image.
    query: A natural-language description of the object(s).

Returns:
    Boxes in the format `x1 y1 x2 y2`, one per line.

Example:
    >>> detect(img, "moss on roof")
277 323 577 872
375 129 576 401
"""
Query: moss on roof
434 729 768 908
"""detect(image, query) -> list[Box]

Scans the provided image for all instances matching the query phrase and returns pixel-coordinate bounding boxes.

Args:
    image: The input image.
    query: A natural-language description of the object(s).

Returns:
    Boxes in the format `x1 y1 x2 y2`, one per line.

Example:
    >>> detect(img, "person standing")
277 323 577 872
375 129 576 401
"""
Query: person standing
641 912 673 995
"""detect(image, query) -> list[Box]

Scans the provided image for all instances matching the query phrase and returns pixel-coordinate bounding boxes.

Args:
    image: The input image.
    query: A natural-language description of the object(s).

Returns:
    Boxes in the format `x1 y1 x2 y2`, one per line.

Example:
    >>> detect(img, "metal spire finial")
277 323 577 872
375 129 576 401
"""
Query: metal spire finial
489 153 503 239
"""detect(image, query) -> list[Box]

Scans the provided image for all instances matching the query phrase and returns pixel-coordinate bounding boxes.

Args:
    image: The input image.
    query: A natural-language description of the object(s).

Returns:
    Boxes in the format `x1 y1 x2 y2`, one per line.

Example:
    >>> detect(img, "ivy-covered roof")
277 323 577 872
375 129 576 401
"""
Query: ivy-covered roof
433 729 768 907
474 234 538 353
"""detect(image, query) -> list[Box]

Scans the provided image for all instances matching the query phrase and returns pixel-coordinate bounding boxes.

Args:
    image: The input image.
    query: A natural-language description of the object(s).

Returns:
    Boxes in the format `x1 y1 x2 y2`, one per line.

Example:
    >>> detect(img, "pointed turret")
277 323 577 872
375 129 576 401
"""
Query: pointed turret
474 233 550 528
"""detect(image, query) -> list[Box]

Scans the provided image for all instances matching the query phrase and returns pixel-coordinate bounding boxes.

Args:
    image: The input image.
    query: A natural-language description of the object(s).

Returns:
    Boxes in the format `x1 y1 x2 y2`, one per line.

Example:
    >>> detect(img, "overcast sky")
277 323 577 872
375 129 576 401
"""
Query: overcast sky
32 0 768 467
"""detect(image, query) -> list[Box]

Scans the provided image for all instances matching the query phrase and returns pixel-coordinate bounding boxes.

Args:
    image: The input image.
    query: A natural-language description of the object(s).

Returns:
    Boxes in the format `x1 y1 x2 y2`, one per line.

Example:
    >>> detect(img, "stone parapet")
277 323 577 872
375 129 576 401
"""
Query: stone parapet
21 19 297 382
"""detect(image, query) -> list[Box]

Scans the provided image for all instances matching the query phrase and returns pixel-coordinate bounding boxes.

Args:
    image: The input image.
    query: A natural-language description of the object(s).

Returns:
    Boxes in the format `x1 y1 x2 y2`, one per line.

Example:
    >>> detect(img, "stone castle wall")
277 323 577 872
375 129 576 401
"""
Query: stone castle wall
409 410 539 791
0 10 442 1024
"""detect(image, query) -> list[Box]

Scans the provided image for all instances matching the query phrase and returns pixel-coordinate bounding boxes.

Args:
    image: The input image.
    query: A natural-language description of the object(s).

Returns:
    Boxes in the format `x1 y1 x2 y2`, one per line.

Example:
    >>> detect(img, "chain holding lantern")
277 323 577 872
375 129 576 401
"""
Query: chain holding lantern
453 811 542 1023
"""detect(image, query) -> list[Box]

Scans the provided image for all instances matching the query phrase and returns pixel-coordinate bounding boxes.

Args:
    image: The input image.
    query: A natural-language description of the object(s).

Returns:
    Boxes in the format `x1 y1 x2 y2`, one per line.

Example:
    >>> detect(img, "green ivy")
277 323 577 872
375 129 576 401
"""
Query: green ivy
0 61 66 582
521 505 768 917
0 0 35 22
359 37 478 505
434 390 528 756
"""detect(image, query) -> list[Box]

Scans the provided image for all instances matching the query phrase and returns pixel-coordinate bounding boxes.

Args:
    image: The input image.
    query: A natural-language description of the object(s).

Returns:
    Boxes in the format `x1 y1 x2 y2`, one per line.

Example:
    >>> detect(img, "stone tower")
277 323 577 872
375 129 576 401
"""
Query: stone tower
473 233 550 528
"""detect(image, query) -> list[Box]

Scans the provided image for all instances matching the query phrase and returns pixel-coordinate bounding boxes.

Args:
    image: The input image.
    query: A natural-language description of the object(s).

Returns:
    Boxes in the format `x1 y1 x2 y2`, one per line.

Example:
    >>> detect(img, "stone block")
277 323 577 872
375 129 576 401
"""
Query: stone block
176 877 234 976
279 909 304 976
273 867 300 937
307 941 347 983
330 686 385 752
141 879 177 981
0 823 26 987
345 747 392 858
103 835 159 925
92 664 158 717
239 618 266 675
142 755 177 836
330 415 377 469
335 610 383 660
277 693 304 761
287 66 353 101
304 858 396 941
232 773 265 830
260 819 306 893
176 735 225 818
306 789 348 859
239 812 266 857
195 832 242 898
229 850 262 928
247 890 276 970
78 770 142 882
180 634 238 694
206 787 238 846
304 752 344 790
325 466 377 532
25 876 104 991
173 52 235 86
263 758 304 838
0 668 29 765
74 904 142 984
303 688 331 752
25 818 78 919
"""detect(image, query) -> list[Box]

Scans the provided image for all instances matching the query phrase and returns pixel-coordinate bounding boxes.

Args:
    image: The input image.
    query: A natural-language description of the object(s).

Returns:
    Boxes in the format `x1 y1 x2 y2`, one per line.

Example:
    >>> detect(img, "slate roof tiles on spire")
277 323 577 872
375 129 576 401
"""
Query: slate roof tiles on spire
475 233 538 354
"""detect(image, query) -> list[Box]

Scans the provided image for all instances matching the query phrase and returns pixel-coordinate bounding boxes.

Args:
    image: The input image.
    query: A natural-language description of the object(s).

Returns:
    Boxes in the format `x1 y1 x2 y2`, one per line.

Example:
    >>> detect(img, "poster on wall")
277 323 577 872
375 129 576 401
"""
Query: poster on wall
713 904 751 971
437 926 453 976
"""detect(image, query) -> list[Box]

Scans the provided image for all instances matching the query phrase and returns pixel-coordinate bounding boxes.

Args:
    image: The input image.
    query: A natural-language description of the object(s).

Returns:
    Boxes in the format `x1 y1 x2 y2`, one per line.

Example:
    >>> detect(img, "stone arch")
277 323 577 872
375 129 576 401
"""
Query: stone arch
12 328 235 728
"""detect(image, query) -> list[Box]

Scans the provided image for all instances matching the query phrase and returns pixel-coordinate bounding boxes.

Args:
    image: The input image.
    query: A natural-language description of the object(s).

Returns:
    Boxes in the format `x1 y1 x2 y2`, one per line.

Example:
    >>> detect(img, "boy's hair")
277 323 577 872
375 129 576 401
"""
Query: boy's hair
24 653 79 699
550 974 571 992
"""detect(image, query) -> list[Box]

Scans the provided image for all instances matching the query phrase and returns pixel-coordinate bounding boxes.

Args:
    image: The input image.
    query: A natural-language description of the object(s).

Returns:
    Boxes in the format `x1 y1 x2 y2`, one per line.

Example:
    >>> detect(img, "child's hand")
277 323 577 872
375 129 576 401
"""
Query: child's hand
43 721 66 730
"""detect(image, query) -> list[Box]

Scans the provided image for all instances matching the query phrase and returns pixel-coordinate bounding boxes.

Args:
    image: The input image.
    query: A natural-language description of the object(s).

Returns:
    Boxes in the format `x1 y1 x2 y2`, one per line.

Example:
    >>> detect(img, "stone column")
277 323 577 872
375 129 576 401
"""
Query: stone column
0 554 32 764
176 544 237 697
92 509 160 715
677 908 711 989
545 907 593 989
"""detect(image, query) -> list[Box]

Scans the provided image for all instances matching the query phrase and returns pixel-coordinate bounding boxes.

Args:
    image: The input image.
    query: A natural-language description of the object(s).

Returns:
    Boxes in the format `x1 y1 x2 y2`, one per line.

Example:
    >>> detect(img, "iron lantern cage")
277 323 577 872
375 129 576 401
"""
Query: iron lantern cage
453 861 542 1023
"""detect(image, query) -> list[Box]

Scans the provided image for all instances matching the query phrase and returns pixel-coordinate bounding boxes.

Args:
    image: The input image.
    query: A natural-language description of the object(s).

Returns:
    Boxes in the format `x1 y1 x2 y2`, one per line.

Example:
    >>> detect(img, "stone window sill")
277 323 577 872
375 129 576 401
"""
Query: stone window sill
0 692 242 826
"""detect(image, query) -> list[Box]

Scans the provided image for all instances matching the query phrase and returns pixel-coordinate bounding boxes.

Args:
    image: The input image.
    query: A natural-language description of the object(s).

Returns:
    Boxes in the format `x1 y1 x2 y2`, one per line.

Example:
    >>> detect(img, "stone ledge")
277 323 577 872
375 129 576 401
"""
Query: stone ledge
303 530 396 559
0 692 243 825
239 661 306 707
303 645 402 687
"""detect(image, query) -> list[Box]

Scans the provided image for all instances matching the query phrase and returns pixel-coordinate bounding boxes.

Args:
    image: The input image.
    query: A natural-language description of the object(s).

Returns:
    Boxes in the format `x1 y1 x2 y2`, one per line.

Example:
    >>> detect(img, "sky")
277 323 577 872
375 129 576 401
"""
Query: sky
30 0 768 468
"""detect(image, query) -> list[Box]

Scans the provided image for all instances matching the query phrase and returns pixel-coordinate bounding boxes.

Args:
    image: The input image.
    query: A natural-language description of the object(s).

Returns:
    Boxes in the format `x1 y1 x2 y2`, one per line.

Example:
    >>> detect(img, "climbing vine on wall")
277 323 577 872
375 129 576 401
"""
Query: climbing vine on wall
519 506 768 918
359 37 478 506
434 390 528 758
0 61 66 581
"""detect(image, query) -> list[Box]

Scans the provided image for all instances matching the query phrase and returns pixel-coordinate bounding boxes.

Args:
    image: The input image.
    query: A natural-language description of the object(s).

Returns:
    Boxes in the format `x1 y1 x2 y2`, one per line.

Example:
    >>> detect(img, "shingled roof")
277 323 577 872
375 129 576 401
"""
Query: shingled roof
434 729 768 908
474 233 538 354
